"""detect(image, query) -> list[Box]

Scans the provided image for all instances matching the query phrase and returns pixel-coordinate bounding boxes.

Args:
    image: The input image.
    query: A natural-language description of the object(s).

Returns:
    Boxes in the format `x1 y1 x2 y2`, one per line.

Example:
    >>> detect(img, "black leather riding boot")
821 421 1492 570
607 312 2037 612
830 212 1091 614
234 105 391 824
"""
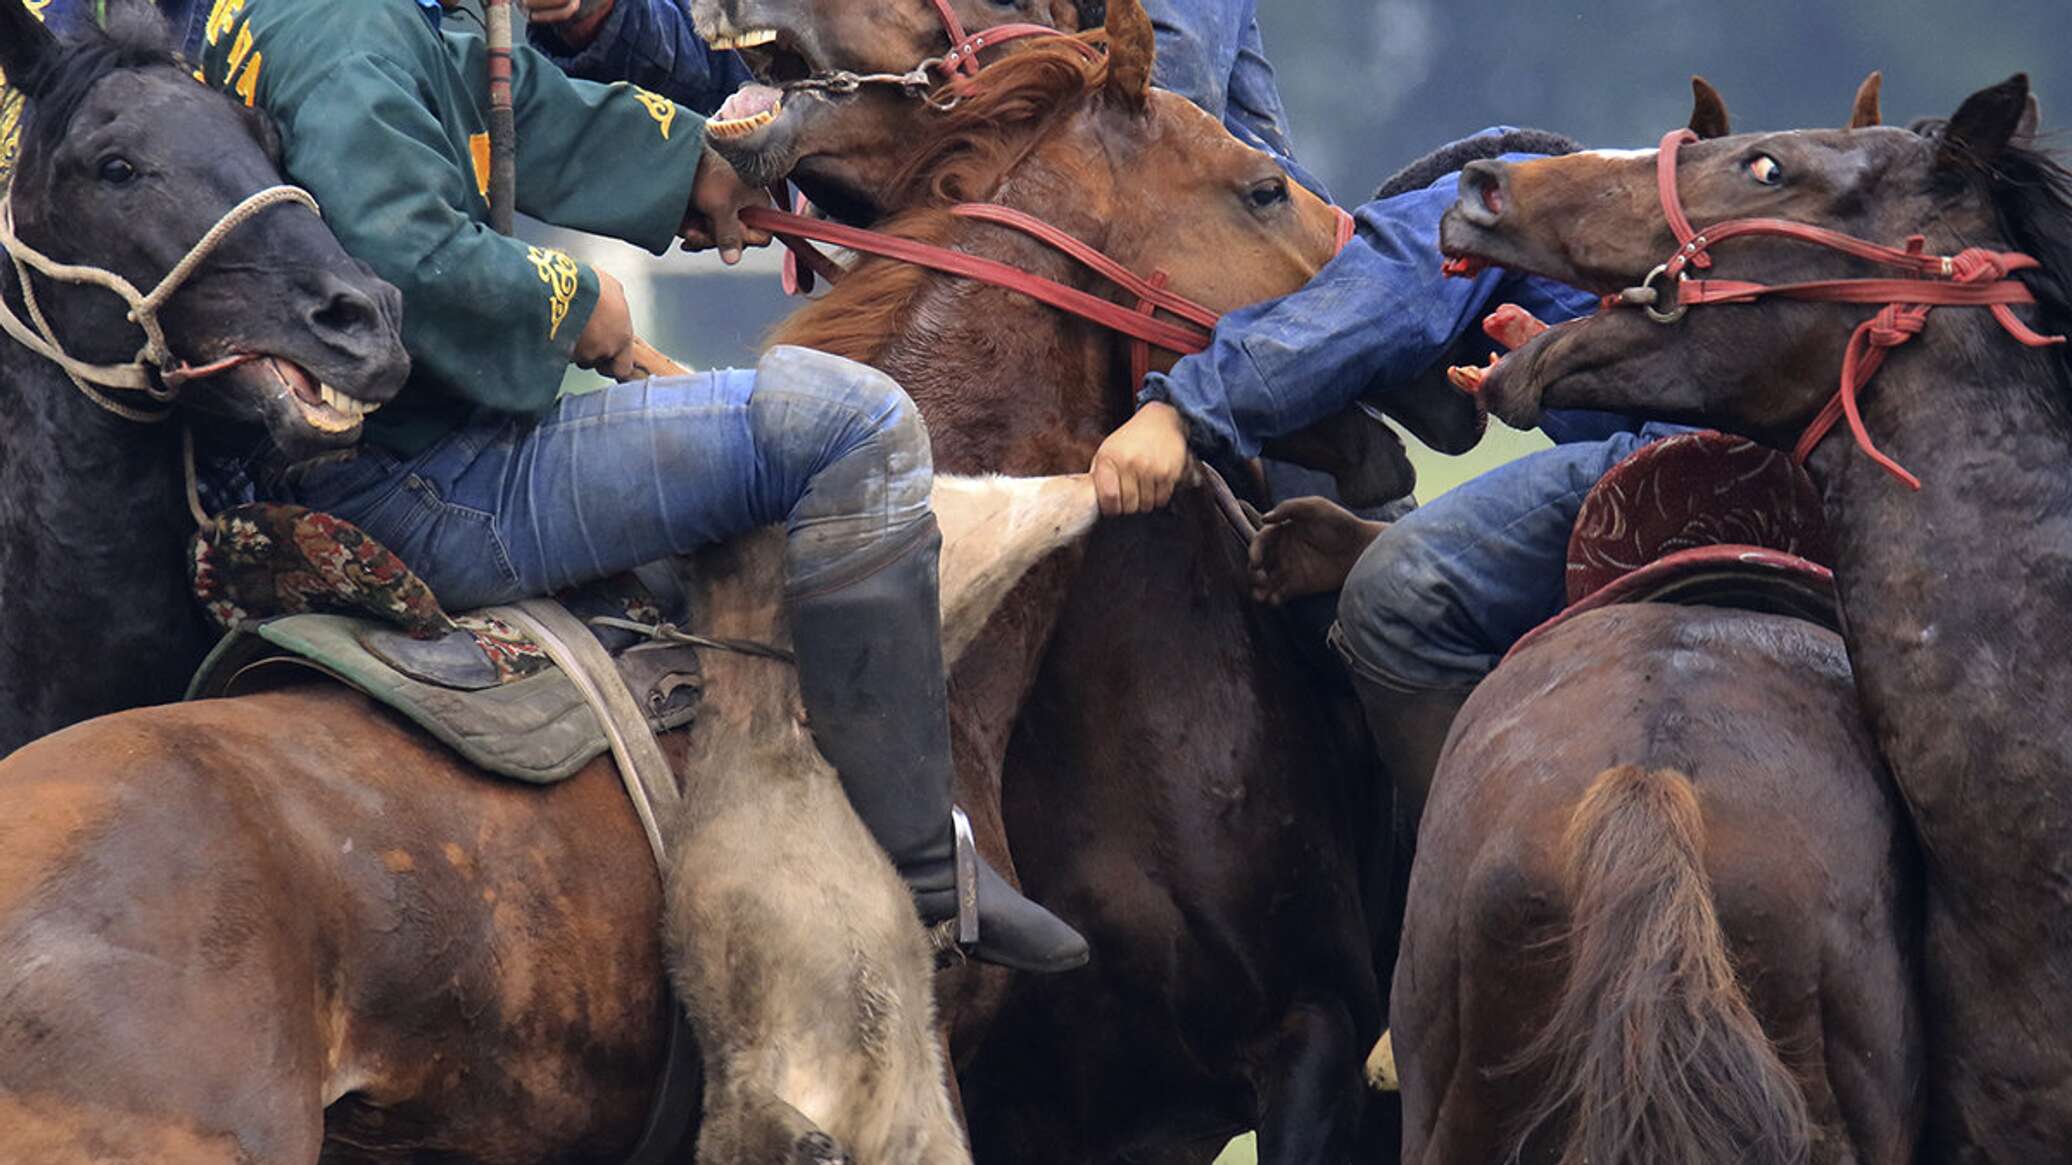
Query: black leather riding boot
789 519 1090 974
1349 674 1473 838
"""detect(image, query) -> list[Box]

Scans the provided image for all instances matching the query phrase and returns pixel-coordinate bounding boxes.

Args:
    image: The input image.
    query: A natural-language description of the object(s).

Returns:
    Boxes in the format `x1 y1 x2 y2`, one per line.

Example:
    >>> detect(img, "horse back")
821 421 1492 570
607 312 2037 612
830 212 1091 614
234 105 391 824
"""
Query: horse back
0 685 675 1162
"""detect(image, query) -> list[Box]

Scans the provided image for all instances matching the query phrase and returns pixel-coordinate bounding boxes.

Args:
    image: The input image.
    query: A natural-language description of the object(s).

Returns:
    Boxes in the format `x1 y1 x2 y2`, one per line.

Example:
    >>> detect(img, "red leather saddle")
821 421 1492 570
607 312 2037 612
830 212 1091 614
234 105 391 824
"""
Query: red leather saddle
1505 430 1840 663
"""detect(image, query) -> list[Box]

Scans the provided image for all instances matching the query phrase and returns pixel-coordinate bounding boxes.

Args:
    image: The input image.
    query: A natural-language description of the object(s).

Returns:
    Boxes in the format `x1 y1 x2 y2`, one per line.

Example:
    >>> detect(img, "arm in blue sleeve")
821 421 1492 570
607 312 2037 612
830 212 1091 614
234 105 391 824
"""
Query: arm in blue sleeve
527 0 750 114
1223 8 1335 199
1141 164 1594 458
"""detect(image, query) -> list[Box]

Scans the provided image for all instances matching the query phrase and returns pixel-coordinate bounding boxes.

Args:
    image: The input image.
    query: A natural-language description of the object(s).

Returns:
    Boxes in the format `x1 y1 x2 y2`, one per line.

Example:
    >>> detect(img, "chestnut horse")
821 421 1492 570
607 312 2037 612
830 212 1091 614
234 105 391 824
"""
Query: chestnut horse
756 6 1400 1159
0 5 1369 1162
1389 85 1927 1165
1441 73 2071 1164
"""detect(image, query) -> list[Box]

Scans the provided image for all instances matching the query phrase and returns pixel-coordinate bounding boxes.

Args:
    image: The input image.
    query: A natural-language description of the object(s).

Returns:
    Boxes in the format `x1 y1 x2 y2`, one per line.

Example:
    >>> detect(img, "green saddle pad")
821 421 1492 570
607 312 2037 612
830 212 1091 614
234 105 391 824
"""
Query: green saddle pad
187 612 700 785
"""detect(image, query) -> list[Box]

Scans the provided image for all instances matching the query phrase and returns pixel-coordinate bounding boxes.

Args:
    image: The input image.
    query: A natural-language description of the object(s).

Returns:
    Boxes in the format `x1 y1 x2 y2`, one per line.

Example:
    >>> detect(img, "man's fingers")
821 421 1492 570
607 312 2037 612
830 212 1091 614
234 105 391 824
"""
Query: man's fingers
1117 463 1143 515
1093 459 1121 516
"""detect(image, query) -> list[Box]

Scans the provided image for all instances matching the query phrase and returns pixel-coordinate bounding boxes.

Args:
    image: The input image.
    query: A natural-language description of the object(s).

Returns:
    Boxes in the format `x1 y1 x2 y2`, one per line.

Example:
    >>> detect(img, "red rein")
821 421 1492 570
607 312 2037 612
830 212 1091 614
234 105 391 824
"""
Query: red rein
1615 127 2065 489
748 10 1360 389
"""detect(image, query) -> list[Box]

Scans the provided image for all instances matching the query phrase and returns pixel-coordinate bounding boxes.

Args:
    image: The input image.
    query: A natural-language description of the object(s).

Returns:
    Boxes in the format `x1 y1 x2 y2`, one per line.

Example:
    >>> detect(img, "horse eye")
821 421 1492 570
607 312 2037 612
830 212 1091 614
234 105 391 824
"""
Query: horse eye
98 157 137 185
1247 178 1290 210
1747 154 1783 186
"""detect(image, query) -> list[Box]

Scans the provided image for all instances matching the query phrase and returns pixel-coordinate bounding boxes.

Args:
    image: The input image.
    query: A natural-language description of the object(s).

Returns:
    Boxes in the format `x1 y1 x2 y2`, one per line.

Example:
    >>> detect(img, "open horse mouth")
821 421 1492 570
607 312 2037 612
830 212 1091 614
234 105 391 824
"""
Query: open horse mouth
705 25 825 144
217 354 383 437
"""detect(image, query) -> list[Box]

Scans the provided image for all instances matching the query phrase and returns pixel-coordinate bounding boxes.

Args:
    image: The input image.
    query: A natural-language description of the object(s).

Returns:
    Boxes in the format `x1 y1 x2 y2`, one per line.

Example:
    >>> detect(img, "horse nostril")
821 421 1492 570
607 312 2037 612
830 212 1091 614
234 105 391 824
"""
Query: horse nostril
310 281 381 340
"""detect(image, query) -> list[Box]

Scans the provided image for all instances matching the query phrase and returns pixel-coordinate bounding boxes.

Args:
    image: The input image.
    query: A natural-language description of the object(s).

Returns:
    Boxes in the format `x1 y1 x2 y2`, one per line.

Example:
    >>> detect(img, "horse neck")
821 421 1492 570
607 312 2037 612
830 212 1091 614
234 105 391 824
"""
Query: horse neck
1806 316 2072 892
0 268 210 745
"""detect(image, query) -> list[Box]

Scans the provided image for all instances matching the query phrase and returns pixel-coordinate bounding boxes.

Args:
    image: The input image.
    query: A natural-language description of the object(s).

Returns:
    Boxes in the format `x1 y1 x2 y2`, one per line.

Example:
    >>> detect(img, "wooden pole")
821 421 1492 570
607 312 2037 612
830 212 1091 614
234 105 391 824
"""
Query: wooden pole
485 0 517 235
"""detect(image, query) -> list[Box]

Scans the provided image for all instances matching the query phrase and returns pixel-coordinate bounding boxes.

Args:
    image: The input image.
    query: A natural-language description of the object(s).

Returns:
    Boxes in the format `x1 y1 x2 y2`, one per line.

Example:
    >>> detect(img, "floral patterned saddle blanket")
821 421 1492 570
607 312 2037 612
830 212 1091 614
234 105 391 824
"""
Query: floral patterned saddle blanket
1505 430 1842 664
183 503 704 784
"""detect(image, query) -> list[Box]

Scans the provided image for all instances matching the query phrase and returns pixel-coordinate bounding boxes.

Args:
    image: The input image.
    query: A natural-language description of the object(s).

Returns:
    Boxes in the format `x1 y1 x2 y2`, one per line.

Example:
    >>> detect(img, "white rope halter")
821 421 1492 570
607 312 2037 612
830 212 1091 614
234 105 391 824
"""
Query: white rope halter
0 183 321 423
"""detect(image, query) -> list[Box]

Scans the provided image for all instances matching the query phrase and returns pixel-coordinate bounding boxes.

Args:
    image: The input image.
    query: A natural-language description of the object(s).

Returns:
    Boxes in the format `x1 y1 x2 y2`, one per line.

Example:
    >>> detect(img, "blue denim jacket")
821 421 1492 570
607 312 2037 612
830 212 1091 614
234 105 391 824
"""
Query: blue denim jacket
549 0 1328 195
1139 140 1638 458
1141 0 1328 200
528 0 750 113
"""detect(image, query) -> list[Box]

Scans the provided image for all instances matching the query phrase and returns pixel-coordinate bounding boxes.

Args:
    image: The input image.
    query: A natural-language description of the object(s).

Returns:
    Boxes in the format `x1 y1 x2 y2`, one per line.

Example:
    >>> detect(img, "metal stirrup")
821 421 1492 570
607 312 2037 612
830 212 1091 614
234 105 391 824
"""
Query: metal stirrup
952 806 980 948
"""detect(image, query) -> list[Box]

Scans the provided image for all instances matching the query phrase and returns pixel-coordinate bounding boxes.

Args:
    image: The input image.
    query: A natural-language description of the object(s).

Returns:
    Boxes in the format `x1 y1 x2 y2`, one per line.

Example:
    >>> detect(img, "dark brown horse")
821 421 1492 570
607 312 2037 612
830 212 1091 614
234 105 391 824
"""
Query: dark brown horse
0 2 406 751
1398 602 1921 1165
1441 72 2072 1164
1389 86 1927 1165
0 5 1370 1162
750 5 1415 1158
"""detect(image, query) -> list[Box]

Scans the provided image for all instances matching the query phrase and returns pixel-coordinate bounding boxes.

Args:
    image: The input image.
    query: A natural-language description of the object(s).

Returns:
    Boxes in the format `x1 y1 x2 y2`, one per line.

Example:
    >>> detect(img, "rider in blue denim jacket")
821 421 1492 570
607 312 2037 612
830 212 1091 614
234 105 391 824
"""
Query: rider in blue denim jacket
1086 136 1687 809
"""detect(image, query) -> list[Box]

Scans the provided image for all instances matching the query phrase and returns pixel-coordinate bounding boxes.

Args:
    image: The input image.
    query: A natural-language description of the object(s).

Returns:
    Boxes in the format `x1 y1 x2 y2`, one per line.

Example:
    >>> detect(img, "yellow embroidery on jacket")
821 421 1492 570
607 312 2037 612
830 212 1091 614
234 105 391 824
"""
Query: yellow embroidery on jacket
232 49 262 107
469 132 490 198
205 0 246 46
527 246 581 340
632 88 676 140
22 0 50 17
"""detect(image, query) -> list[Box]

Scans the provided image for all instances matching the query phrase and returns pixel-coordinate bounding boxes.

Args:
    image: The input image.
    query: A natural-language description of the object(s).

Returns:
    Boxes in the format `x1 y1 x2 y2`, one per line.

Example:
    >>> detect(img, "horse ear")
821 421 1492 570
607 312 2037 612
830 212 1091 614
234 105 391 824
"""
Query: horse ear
1103 0 1153 112
1938 73 2031 172
0 0 61 98
2015 92 2041 143
1688 76 1731 139
1847 71 1883 128
1050 0 1103 31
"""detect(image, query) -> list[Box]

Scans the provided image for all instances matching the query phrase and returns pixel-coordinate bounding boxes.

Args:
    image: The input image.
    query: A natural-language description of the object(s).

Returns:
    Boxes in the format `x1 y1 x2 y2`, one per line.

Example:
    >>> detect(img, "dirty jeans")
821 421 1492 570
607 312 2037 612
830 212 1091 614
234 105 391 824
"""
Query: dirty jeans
1331 422 1691 693
282 346 935 610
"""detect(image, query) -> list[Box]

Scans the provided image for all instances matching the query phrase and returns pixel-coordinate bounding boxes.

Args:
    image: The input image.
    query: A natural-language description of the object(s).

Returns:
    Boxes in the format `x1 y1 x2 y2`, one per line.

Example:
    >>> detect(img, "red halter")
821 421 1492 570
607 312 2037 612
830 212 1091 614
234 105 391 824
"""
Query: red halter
745 201 1358 391
1610 127 2065 489
927 0 1097 83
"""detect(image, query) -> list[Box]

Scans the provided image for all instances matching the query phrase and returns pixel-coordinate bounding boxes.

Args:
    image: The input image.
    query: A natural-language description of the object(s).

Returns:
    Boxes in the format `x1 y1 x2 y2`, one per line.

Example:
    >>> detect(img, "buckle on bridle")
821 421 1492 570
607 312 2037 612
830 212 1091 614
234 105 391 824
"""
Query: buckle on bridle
1618 263 1688 324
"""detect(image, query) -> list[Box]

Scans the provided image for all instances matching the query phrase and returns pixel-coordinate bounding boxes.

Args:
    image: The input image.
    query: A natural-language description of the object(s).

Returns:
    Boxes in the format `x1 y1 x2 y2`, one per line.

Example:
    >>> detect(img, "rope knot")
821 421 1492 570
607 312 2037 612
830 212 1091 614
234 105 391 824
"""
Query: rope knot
1949 248 2009 284
1867 305 1926 348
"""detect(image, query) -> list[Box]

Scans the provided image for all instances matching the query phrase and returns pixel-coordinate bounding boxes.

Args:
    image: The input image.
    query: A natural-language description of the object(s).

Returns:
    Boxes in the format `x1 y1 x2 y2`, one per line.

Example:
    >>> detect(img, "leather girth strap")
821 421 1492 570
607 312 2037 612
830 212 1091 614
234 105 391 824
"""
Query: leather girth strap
487 599 698 1165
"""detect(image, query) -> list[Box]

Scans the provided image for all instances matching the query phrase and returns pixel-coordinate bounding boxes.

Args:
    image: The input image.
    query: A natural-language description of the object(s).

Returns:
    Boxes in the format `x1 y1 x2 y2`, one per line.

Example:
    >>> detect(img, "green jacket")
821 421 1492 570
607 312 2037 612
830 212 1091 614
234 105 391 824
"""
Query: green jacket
200 0 707 454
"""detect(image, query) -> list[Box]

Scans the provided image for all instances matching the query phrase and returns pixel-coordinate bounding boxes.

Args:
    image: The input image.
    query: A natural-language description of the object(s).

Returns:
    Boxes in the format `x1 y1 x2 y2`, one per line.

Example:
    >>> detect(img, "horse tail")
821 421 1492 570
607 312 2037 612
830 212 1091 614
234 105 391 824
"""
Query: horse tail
1516 765 1811 1165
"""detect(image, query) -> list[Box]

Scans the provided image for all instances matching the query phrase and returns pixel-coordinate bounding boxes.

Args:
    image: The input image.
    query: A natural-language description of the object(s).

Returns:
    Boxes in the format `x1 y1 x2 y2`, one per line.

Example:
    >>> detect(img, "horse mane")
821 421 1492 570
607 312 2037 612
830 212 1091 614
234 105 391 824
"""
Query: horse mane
1374 127 1582 201
1915 120 2072 386
12 3 181 163
768 34 1110 365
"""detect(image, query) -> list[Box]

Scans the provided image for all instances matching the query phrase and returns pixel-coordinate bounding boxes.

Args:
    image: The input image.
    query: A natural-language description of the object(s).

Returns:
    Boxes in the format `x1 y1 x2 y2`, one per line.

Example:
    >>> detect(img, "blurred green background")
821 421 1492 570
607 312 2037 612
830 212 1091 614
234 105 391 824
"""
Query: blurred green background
532 5 2067 1155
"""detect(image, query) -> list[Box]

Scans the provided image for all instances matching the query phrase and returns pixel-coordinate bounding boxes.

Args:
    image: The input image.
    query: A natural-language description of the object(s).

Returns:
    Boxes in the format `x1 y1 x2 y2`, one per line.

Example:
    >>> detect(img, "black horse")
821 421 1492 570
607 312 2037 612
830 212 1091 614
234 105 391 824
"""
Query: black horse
0 0 406 753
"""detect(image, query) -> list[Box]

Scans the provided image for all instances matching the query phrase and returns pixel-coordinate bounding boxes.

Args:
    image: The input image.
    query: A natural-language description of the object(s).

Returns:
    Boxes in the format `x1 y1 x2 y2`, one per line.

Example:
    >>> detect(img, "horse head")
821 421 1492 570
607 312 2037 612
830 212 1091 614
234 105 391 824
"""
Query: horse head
0 0 407 459
767 0 1345 474
1436 73 2069 452
690 0 1102 220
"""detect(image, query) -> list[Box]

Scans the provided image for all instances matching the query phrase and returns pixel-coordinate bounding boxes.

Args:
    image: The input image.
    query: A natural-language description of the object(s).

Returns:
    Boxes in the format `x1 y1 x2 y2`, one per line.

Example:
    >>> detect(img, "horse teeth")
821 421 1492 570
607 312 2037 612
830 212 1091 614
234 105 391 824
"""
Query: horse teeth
314 383 378 418
707 107 779 140
711 28 777 50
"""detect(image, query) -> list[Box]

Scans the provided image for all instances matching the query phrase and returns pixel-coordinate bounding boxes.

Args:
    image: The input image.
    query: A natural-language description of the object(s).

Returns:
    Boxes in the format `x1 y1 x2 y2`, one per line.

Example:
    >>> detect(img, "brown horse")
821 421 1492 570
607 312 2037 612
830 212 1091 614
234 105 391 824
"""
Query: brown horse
0 5 1368 1163
756 8 1398 1160
1390 86 1926 1165
1399 605 1921 1165
1440 72 2071 1163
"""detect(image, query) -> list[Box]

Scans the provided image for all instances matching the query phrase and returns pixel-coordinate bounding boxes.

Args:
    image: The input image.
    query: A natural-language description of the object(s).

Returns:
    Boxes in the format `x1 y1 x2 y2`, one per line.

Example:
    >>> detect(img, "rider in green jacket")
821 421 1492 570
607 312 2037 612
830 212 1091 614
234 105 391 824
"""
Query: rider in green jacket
197 0 1090 974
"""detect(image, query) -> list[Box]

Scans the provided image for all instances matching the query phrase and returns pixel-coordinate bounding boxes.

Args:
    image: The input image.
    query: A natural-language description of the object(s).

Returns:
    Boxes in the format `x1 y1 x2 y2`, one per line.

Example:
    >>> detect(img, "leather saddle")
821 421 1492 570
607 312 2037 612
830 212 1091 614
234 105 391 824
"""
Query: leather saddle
1505 430 1840 663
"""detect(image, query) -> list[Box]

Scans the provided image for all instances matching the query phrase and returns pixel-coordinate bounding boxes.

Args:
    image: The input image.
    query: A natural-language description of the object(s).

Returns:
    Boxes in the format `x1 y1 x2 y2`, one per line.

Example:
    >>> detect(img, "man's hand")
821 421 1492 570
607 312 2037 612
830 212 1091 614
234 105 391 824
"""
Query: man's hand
523 0 614 49
1248 496 1387 605
680 150 772 266
1090 401 1190 516
574 268 640 381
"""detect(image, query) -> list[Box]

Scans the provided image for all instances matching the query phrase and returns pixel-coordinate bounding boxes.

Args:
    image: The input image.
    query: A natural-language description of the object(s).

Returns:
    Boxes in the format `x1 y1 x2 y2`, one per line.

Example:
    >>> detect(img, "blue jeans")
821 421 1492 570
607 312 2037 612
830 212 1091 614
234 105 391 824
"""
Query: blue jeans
1331 423 1689 691
282 346 934 610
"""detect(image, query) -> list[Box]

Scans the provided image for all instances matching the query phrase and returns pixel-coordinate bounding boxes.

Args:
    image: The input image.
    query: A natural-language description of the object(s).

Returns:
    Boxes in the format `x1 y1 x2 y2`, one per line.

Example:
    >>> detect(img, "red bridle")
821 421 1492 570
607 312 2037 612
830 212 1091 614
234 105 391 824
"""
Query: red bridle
926 0 1097 84
751 7 1359 390
747 200 1359 391
1610 127 2065 489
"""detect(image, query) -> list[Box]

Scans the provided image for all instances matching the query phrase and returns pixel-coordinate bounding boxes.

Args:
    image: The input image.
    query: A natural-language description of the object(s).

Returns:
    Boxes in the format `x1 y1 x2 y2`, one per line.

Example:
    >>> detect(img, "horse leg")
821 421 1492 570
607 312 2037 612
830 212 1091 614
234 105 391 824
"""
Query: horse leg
1251 999 1363 1165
